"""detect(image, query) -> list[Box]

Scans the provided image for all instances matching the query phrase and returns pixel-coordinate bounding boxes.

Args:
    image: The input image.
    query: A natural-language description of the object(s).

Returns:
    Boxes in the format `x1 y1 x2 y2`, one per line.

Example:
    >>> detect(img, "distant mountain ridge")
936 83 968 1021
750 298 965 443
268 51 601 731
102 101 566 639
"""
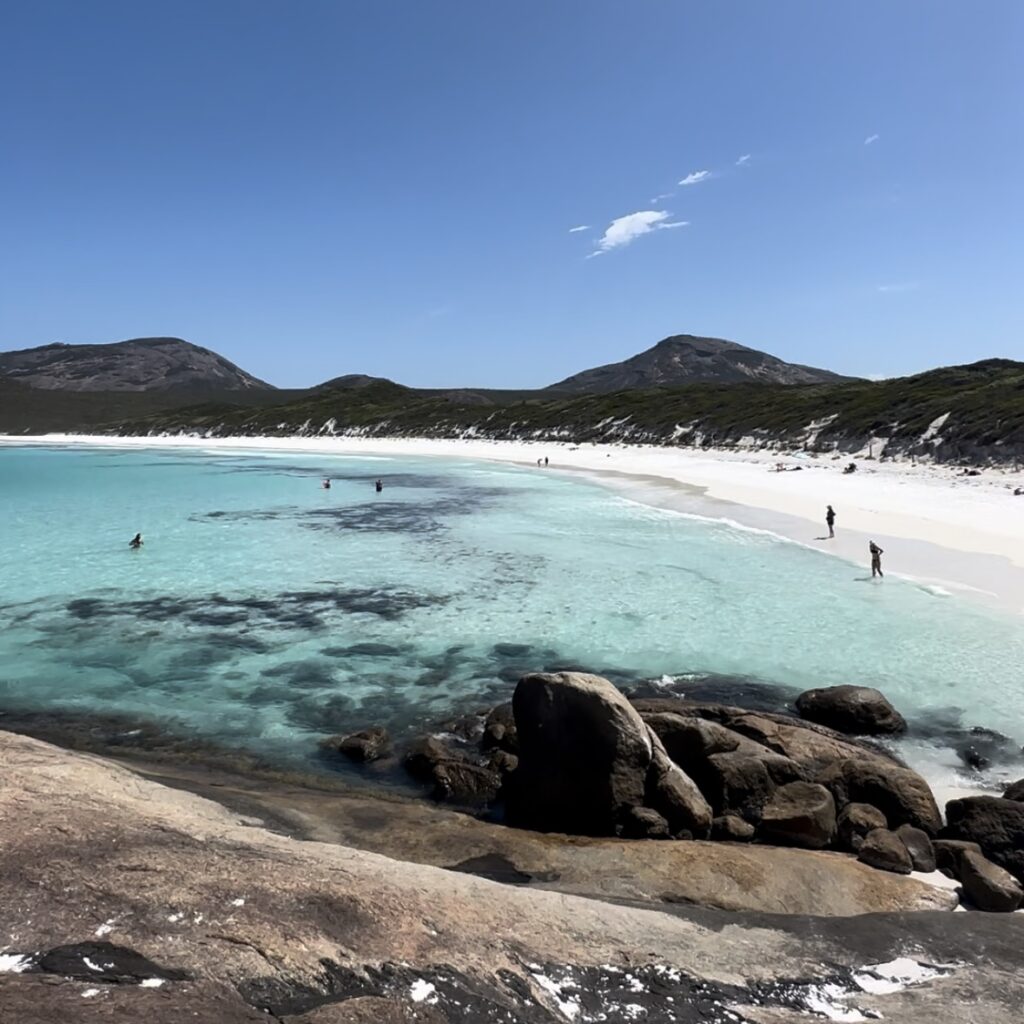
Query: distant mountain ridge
0 337 272 392
546 334 851 393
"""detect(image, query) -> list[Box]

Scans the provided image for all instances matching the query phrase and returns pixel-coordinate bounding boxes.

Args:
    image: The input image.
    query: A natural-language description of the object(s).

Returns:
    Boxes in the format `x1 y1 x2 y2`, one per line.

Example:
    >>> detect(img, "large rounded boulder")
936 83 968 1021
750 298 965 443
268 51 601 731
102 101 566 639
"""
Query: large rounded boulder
795 685 906 736
943 796 1024 882
758 781 836 849
816 759 941 835
505 672 656 835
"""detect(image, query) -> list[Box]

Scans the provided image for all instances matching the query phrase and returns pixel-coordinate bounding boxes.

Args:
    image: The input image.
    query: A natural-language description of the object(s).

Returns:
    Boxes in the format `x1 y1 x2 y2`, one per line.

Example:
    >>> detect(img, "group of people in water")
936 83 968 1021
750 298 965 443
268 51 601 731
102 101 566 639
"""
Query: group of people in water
823 505 885 577
322 477 383 492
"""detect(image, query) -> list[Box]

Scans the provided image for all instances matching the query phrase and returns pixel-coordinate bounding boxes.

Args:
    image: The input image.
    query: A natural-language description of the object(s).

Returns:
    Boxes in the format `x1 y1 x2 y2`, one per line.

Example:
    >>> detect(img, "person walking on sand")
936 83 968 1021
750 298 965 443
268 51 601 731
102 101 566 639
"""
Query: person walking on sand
826 505 836 539
869 541 884 578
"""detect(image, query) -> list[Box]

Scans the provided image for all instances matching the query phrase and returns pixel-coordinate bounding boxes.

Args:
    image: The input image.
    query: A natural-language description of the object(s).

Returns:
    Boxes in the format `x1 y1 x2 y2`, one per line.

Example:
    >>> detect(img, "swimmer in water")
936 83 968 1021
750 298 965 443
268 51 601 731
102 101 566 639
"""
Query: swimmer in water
375 479 383 493
129 533 143 549
322 478 331 489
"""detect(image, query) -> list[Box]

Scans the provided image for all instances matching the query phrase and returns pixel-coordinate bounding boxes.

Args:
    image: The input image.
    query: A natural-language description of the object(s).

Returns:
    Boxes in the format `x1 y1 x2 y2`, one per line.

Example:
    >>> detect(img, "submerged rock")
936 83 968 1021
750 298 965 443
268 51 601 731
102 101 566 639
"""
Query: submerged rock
758 781 836 849
959 849 1024 912
795 685 906 736
858 828 913 875
322 726 392 764
837 802 887 852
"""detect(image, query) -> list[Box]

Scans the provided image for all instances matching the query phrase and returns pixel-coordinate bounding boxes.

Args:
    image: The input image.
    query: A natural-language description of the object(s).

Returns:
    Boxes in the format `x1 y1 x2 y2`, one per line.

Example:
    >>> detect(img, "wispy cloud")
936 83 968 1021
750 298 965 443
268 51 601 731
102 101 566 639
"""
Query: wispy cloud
649 192 674 203
736 154 751 166
678 170 711 186
864 133 880 145
877 282 919 293
568 224 590 233
587 210 688 258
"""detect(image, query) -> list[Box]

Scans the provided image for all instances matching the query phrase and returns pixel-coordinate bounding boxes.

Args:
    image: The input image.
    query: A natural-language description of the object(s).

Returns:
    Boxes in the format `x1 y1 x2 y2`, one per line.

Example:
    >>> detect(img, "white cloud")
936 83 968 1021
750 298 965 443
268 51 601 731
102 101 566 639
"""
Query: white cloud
649 192 674 203
678 170 711 186
589 210 688 257
736 154 751 165
877 282 919 293
864 134 880 145
568 224 590 233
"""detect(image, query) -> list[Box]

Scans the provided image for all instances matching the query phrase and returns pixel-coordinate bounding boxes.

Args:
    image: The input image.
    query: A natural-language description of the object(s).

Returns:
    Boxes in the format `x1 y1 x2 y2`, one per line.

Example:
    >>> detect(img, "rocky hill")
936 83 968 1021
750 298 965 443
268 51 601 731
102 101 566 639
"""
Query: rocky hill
547 334 850 393
0 337 272 392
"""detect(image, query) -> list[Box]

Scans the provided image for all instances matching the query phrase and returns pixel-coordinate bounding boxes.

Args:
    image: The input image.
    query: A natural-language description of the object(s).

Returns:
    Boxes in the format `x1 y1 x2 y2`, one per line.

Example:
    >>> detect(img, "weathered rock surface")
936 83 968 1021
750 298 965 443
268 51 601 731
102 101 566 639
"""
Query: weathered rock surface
896 824 937 874
643 736 712 838
759 782 836 849
702 751 774 821
959 850 1024 912
618 806 671 839
506 672 653 834
430 760 502 807
1 730 992 1024
817 759 942 835
943 796 1024 882
795 685 907 736
858 829 913 874
837 803 888 852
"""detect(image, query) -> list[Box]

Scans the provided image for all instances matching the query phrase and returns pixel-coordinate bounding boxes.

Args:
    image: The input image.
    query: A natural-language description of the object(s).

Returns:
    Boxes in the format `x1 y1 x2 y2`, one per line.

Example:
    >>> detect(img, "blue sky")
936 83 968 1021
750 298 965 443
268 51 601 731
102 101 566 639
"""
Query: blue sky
2 2 1021 388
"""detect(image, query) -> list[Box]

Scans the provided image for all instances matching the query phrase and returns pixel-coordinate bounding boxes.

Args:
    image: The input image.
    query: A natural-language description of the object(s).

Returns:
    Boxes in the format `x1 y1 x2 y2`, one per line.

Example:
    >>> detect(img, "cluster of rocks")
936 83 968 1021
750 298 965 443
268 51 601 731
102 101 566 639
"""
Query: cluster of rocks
323 675 1024 912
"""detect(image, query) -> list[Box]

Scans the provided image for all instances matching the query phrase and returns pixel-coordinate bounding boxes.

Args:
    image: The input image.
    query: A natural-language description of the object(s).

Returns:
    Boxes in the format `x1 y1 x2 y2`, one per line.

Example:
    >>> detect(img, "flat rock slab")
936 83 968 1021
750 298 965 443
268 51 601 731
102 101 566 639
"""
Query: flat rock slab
1 730 1020 1024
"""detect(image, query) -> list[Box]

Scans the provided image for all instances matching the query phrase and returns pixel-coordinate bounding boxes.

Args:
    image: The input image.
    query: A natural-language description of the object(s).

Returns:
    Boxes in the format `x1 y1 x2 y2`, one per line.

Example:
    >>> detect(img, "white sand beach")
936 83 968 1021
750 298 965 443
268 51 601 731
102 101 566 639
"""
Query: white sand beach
7 433 1024 615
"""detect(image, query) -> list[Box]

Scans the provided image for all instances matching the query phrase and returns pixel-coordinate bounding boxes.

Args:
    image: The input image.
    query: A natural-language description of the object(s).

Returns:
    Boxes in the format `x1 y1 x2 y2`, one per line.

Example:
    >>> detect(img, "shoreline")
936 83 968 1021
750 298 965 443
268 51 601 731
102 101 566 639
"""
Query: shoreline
6 432 1024 615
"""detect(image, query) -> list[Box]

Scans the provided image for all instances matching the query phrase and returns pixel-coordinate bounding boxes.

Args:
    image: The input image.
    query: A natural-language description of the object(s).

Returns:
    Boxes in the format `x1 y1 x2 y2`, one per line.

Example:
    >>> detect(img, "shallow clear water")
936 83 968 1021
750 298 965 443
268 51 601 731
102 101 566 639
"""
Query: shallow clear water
1 444 1023 780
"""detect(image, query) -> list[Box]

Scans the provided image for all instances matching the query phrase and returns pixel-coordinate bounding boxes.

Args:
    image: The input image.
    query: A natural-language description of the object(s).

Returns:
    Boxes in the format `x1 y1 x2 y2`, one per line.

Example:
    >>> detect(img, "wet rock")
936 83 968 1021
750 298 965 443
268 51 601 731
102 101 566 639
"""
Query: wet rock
795 685 906 736
486 749 519 776
933 838 982 879
322 727 392 764
710 814 755 842
960 849 1024 912
943 795 1024 882
816 758 942 835
505 672 653 835
481 704 518 754
643 734 712 838
837 802 887 852
954 726 1020 773
858 828 913 875
1003 778 1024 801
403 736 462 782
702 752 774 822
895 824 936 873
431 761 502 808
618 806 672 839
758 781 836 849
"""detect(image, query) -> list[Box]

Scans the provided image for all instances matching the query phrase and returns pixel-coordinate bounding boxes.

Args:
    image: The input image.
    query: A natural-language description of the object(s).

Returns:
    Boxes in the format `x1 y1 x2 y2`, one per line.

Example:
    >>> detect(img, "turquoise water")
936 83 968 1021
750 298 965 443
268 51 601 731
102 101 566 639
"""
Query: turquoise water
1 443 1023 777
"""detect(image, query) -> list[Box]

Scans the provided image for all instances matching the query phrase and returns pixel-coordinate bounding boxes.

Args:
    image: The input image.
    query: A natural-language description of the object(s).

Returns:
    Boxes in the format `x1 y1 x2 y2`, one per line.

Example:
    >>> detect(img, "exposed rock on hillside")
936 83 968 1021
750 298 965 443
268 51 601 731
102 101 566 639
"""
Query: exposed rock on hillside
546 334 848 392
0 337 271 391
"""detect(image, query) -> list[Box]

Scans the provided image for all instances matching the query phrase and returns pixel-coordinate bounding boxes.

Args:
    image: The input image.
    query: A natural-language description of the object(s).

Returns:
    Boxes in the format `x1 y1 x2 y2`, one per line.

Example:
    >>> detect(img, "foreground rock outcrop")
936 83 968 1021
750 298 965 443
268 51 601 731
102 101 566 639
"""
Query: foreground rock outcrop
2 731 1021 1024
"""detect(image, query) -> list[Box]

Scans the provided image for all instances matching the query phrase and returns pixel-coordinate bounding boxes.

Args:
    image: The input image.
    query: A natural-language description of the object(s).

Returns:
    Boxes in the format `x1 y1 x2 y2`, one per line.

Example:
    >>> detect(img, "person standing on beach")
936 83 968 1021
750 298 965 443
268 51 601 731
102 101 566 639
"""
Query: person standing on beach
826 505 836 539
869 541 884 578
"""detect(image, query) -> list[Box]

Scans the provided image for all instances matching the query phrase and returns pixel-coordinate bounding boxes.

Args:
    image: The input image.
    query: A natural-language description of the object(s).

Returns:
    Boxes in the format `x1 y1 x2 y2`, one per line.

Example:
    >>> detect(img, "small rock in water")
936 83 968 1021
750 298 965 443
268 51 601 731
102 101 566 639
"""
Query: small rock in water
837 802 887 852
322 726 392 763
795 685 906 736
895 824 936 873
959 849 1024 912
858 828 913 875
758 781 836 849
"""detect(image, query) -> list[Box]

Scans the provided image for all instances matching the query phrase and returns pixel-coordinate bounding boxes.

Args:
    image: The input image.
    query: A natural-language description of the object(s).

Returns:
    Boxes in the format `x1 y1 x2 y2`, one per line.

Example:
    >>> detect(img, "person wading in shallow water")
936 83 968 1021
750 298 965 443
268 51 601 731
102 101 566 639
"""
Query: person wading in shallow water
869 540 884 578
826 505 836 539
128 532 143 550
375 479 383 493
